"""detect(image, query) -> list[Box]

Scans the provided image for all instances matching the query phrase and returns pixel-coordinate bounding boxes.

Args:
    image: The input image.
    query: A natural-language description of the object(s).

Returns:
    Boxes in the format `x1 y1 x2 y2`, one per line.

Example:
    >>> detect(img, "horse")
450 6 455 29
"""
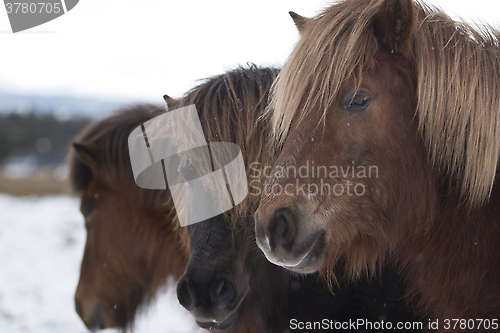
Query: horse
254 0 500 331
173 66 422 331
69 104 190 330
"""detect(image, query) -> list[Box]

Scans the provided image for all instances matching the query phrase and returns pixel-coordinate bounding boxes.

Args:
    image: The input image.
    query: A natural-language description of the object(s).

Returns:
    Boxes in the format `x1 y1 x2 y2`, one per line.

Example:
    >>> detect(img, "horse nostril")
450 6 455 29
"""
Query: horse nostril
177 276 195 311
214 278 236 305
75 299 83 317
268 209 296 251
90 304 103 330
255 217 270 251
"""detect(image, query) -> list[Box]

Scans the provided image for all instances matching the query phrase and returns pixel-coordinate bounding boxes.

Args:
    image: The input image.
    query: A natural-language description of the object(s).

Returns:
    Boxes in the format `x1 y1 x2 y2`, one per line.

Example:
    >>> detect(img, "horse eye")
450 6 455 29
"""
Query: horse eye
343 93 371 112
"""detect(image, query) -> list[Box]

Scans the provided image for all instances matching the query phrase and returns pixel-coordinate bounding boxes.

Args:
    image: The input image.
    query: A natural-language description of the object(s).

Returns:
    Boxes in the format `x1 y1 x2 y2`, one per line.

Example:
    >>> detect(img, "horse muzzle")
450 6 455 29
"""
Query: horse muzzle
255 207 327 274
75 298 105 331
177 270 248 330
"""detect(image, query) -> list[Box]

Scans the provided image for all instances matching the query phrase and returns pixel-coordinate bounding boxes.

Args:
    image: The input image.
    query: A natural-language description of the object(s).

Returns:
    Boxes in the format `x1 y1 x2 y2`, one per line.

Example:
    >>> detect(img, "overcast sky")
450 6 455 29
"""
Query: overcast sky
1 0 499 106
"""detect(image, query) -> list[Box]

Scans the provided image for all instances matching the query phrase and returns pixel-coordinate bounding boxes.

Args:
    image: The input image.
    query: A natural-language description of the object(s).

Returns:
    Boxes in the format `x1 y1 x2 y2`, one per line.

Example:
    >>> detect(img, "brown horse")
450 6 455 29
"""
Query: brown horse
69 104 189 330
255 0 500 331
173 67 422 331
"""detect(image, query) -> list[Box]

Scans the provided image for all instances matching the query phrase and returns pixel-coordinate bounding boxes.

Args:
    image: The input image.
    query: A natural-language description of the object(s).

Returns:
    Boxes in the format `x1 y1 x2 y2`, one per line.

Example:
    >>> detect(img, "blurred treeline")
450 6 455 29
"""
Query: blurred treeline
0 111 91 196
0 112 91 164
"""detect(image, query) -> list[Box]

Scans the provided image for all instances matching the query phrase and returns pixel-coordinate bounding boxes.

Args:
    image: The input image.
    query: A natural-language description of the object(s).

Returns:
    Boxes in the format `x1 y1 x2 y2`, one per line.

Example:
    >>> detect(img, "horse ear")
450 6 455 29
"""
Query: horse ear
372 0 415 55
72 142 100 173
163 94 177 106
289 11 310 34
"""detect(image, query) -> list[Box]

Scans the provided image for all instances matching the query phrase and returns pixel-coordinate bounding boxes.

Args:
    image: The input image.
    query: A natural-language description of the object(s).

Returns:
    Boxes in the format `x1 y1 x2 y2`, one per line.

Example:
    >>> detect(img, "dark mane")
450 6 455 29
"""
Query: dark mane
178 64 280 226
68 104 170 208
69 64 279 218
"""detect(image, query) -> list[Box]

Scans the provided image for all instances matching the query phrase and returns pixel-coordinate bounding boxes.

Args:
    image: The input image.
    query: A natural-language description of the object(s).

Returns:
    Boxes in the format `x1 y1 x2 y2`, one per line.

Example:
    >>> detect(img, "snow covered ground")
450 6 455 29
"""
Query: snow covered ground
0 194 200 333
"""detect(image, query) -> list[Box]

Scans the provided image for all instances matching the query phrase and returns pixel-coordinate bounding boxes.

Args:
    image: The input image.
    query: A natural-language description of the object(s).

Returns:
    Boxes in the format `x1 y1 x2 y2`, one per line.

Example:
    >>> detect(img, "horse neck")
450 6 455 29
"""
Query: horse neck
126 188 188 286
400 180 500 322
239 252 292 330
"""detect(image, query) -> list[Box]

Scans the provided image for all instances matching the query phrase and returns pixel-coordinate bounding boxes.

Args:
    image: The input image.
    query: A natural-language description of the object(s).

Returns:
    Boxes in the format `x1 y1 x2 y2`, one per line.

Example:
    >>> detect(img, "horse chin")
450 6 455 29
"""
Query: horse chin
260 229 327 274
98 307 123 330
282 239 326 274
195 310 239 331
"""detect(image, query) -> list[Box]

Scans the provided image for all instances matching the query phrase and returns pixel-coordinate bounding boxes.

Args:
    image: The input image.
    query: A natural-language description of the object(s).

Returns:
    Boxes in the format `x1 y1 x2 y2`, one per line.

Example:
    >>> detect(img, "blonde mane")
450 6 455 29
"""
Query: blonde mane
268 0 500 206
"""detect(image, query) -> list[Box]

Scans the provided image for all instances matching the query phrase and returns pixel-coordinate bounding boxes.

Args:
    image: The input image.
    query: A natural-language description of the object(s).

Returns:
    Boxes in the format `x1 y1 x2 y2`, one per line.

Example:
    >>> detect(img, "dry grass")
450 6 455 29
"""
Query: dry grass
0 169 72 197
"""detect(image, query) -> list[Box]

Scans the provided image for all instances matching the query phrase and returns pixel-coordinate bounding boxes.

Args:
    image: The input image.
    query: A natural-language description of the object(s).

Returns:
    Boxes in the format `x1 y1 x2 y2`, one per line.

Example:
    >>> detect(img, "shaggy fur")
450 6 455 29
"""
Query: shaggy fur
183 216 423 332
269 0 500 205
258 0 500 331
70 104 189 330
70 65 280 331
176 64 279 228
